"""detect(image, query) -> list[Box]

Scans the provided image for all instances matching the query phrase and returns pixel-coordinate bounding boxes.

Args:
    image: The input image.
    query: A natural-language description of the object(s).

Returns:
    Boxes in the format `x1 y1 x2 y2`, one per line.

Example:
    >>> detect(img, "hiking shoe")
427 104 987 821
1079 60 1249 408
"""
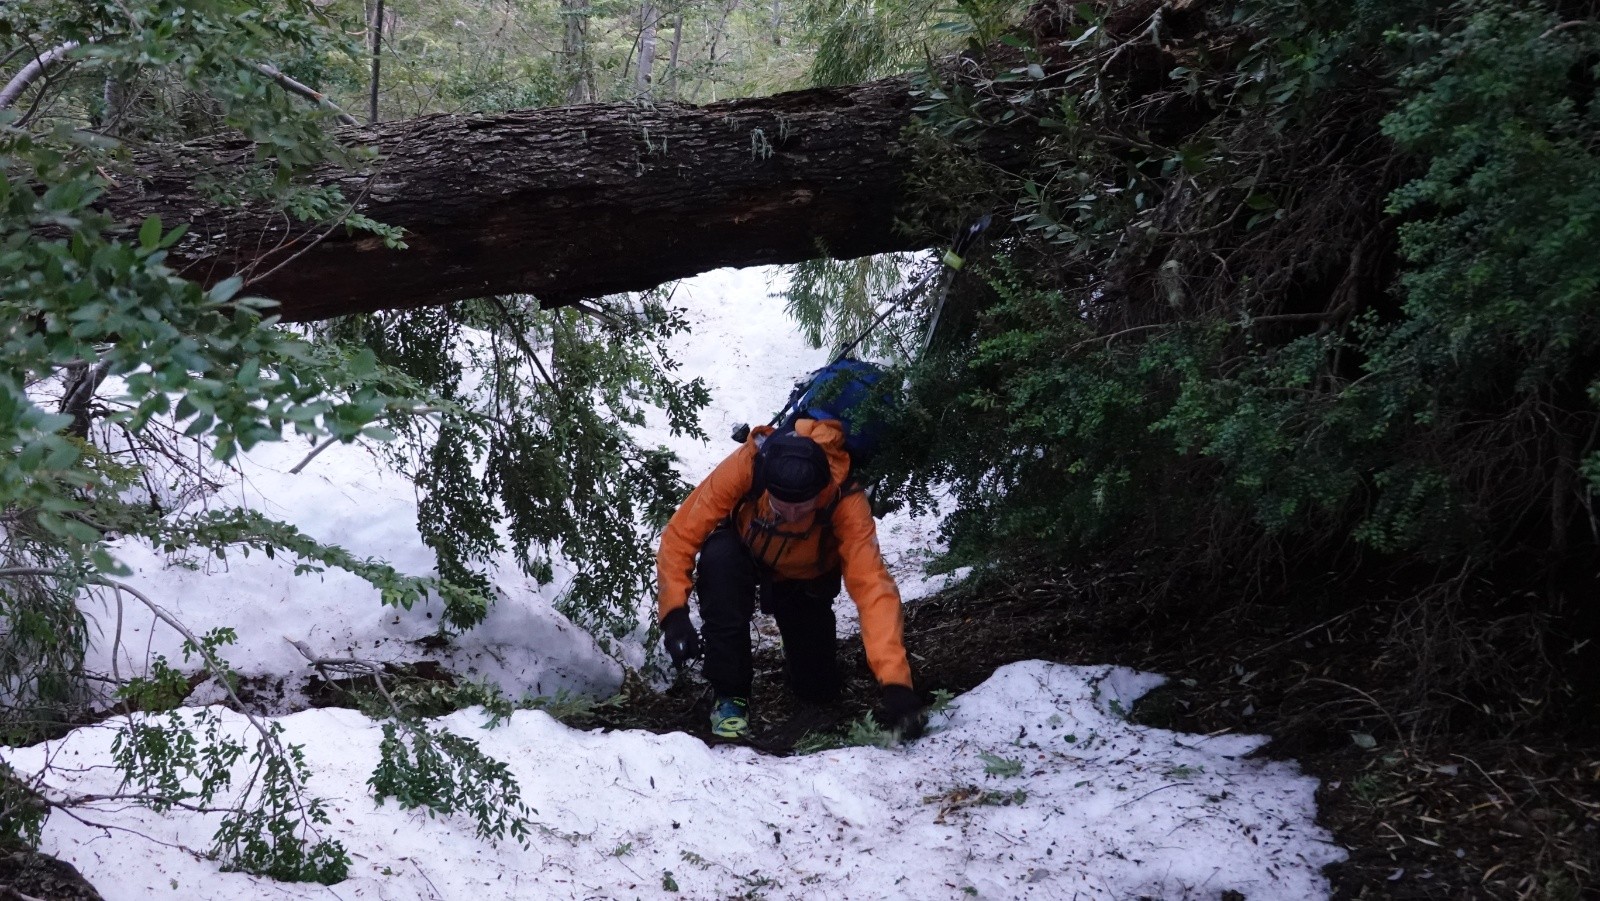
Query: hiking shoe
709 697 750 740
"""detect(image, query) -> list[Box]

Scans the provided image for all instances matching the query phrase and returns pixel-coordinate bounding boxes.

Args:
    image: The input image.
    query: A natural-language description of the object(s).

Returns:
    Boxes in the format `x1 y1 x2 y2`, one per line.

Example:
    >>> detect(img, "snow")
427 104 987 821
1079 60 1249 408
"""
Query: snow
9 661 1344 900
3 267 1346 898
85 437 623 709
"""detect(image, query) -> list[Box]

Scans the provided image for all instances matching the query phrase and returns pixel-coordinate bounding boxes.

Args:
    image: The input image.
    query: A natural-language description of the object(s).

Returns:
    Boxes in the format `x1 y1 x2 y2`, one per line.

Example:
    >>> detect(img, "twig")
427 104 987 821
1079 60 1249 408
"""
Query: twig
48 792 234 814
1116 781 1194 809
1245 311 1343 325
411 858 446 900
1083 6 1171 96
239 164 386 289
110 581 125 684
571 300 624 328
285 639 401 711
286 404 463 474
490 296 560 392
0 567 80 580
1310 676 1405 741
0 46 29 72
0 568 326 832
1453 752 1516 809
11 37 73 128
287 436 339 475
0 46 356 127
1241 609 1357 660
1540 21 1594 39
233 112 425 289
254 63 359 126
1067 322 1166 351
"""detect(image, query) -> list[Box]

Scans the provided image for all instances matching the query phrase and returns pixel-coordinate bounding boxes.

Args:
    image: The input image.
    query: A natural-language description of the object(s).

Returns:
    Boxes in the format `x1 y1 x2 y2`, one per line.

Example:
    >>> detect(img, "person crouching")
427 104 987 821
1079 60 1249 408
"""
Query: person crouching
655 418 925 741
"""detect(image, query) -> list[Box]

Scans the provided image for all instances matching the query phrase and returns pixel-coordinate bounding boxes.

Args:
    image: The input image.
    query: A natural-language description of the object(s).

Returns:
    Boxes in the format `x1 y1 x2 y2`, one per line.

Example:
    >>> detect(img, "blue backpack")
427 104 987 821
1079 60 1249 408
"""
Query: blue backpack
780 358 895 469
734 359 900 544
731 358 899 475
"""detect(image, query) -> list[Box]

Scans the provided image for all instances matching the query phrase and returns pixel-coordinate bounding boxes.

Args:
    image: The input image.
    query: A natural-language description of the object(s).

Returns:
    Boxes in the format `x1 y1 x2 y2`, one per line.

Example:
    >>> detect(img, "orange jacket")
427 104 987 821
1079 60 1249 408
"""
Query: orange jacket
656 419 912 688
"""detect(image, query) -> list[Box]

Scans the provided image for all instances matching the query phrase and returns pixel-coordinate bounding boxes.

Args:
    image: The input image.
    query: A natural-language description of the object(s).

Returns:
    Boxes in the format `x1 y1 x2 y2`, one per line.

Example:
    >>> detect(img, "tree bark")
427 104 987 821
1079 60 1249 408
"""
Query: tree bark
98 0 1213 323
105 76 1027 323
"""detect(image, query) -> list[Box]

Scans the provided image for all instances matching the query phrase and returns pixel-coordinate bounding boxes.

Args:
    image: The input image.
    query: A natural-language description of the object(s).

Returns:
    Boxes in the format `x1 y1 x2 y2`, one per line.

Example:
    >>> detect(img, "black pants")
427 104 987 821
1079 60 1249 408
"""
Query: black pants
695 526 842 703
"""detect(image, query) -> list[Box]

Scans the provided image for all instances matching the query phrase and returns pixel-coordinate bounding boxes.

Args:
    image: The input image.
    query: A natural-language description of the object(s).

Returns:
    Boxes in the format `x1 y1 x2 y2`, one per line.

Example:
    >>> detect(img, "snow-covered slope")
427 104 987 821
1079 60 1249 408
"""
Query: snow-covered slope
3 268 1345 899
9 661 1344 900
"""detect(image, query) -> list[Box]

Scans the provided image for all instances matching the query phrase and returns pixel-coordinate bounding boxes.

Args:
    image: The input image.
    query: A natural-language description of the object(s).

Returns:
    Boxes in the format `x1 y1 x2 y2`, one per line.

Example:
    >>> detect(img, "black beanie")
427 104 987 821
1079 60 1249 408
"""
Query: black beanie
760 432 831 502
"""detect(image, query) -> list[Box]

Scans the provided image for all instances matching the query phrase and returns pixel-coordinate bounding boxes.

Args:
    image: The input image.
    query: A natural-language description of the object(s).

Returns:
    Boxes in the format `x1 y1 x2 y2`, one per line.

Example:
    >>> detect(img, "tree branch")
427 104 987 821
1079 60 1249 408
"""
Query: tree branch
0 41 358 128
0 567 331 841
0 41 80 111
254 62 360 126
490 297 560 392
0 570 294 788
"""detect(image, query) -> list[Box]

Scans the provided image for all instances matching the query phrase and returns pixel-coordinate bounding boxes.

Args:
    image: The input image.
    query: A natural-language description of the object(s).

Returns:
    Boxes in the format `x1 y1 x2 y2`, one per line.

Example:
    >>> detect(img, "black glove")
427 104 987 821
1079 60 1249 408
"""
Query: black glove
661 607 700 666
877 684 927 741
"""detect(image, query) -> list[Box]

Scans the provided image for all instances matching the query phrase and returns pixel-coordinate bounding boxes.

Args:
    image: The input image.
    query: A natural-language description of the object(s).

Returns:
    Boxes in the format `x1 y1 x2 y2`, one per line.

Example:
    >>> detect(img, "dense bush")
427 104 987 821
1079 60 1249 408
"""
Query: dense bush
856 0 1600 732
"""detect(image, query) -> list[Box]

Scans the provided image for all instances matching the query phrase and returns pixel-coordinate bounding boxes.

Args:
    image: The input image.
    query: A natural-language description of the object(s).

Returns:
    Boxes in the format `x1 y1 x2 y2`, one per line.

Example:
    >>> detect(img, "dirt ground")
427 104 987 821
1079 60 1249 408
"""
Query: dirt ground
598 567 1600 900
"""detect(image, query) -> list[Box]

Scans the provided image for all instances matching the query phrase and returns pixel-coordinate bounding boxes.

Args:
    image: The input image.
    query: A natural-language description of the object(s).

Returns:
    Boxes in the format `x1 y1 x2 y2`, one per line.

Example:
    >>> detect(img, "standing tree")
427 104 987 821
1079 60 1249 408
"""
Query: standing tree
368 0 385 123
561 0 598 103
634 1 660 96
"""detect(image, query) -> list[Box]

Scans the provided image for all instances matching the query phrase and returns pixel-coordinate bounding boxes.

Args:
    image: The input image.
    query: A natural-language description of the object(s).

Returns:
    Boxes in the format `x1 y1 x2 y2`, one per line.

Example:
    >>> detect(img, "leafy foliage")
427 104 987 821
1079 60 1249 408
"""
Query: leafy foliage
0 761 47 851
978 750 1022 777
369 719 533 847
3 0 725 879
882 0 1600 558
0 0 502 879
110 633 349 882
833 0 1600 735
784 253 938 361
321 292 709 644
799 0 1029 86
0 561 88 745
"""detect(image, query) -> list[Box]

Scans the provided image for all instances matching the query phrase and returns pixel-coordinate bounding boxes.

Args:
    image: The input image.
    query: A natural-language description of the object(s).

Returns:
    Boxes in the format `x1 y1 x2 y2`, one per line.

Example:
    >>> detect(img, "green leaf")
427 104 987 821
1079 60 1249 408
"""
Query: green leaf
139 215 162 250
979 751 1023 777
1244 192 1278 211
36 413 75 433
207 275 244 304
90 547 133 577
160 223 190 249
44 439 81 470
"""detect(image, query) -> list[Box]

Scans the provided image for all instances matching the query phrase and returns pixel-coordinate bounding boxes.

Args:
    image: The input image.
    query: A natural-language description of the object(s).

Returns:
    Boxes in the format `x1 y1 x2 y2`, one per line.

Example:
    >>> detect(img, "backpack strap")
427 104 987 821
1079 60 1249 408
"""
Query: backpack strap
814 476 862 567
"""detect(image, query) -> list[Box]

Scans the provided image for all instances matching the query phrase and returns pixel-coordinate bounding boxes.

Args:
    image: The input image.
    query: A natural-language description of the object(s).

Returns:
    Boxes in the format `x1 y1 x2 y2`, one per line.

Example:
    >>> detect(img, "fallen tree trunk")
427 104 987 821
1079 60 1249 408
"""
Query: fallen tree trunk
102 0 1213 322
107 76 997 322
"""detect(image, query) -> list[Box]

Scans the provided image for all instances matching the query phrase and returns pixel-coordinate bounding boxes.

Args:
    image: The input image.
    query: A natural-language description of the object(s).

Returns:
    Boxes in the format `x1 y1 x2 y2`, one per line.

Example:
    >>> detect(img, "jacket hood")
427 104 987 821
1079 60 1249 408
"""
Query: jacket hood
752 418 851 490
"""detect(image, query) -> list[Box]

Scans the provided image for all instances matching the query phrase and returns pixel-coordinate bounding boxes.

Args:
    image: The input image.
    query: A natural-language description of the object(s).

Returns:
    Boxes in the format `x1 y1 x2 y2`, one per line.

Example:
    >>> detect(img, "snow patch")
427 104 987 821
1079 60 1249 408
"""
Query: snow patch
6 661 1344 900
